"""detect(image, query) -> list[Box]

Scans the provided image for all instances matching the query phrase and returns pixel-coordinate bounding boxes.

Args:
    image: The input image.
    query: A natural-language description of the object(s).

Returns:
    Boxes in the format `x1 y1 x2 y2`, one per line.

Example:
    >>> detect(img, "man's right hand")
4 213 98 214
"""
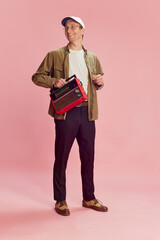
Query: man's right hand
54 78 66 88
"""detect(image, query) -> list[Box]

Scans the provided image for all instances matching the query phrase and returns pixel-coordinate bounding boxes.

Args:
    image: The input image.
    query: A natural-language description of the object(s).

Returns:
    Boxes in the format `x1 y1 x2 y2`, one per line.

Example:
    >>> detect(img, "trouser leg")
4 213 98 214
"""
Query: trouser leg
76 107 96 201
53 108 80 201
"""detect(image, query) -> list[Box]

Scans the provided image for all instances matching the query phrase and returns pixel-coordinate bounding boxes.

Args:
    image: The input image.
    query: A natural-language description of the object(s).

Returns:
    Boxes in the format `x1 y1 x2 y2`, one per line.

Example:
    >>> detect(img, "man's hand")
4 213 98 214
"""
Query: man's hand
54 78 66 88
92 74 103 86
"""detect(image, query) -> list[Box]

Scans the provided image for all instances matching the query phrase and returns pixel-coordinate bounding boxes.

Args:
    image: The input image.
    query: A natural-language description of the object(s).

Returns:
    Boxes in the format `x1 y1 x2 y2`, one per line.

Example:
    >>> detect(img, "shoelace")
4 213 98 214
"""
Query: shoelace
58 201 67 207
94 199 103 205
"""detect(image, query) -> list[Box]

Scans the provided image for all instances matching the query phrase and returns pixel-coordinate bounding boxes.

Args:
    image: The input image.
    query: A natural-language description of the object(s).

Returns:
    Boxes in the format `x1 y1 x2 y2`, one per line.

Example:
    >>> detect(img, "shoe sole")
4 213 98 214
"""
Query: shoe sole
82 203 108 212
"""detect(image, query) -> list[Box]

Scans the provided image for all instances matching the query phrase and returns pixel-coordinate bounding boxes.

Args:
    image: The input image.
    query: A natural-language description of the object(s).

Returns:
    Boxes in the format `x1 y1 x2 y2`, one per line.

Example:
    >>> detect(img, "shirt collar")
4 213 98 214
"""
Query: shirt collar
65 44 87 54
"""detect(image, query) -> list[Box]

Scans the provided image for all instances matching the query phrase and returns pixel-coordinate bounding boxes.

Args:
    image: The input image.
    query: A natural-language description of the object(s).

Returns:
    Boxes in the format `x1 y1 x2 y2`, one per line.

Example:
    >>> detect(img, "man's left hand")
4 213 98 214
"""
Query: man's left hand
92 74 103 86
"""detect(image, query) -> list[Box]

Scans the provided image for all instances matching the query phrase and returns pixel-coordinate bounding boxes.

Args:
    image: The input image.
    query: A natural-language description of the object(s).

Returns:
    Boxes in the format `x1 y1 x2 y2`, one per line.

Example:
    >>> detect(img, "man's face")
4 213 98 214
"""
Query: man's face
64 20 85 43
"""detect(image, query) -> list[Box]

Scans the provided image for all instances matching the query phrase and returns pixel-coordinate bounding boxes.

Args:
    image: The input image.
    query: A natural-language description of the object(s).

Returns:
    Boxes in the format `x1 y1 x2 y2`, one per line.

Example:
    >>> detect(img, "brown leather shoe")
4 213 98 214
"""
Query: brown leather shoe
55 201 70 216
82 199 108 212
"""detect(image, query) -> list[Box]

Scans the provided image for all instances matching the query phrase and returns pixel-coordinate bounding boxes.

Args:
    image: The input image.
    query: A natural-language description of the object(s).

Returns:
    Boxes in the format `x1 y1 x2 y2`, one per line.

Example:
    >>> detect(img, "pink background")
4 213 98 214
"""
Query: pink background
0 0 160 239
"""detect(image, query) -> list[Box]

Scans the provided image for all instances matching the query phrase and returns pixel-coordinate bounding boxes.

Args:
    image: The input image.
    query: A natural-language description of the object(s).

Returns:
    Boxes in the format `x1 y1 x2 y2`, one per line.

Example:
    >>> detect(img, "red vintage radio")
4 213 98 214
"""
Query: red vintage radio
50 75 88 114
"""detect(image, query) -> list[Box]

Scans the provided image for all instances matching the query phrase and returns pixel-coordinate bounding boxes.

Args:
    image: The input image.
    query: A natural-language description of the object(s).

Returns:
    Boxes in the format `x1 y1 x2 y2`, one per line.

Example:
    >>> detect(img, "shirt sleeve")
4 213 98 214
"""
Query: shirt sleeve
32 52 56 88
94 56 104 90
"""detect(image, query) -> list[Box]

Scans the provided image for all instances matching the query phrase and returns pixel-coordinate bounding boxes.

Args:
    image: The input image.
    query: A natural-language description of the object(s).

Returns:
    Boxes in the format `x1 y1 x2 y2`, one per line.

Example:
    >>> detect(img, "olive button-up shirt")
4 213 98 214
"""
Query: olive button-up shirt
32 45 104 120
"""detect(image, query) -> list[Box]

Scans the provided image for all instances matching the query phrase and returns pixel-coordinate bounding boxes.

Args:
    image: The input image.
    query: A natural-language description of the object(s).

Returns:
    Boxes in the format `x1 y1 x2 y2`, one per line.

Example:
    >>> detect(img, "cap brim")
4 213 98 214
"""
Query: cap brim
61 17 72 26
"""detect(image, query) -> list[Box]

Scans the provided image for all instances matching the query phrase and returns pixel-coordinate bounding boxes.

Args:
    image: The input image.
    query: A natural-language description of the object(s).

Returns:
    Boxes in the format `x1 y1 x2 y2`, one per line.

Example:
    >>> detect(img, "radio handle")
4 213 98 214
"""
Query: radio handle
65 74 76 82
50 75 77 94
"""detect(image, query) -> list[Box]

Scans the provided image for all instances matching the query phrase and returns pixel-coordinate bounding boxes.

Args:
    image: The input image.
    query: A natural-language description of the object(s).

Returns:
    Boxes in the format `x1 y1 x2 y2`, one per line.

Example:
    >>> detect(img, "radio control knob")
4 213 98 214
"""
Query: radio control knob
75 89 80 93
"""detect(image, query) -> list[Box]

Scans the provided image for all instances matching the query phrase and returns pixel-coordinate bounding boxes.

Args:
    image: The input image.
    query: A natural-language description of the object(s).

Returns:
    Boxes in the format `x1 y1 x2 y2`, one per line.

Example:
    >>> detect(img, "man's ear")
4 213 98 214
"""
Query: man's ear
82 28 85 35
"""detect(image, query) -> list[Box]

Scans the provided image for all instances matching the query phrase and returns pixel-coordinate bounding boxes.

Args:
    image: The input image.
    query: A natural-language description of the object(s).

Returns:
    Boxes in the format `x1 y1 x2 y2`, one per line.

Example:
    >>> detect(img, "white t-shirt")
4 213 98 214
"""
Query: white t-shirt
69 49 88 94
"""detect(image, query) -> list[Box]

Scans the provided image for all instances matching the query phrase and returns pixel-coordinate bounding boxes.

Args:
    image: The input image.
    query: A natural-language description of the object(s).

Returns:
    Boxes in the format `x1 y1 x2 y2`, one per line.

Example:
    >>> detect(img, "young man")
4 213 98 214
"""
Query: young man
32 16 108 216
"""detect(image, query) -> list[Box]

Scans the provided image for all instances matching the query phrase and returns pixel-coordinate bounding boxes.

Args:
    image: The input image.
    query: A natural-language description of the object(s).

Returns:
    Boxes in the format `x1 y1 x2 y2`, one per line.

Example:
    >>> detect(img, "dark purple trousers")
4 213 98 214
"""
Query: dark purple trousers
53 106 96 201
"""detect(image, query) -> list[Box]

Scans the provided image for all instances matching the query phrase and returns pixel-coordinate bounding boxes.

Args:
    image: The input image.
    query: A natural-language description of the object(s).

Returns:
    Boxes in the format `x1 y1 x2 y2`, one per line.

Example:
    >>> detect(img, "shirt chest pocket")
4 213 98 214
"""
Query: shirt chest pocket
87 61 96 76
52 66 64 78
88 66 97 78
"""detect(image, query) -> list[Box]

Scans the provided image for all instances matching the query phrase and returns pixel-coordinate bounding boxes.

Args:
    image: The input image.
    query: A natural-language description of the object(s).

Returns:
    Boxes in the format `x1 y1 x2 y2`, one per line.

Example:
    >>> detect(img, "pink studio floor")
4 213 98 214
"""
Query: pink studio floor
0 169 160 240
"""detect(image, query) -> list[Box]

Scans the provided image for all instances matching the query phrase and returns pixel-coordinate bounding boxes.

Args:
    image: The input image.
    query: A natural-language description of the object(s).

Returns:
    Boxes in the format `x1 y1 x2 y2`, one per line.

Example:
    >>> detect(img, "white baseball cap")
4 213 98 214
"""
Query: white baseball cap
61 16 85 28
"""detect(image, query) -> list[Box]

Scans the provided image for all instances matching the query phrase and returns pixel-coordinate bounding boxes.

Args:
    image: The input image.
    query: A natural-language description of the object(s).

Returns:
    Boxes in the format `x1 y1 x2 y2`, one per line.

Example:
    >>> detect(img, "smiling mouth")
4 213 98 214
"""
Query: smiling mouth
67 34 74 38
